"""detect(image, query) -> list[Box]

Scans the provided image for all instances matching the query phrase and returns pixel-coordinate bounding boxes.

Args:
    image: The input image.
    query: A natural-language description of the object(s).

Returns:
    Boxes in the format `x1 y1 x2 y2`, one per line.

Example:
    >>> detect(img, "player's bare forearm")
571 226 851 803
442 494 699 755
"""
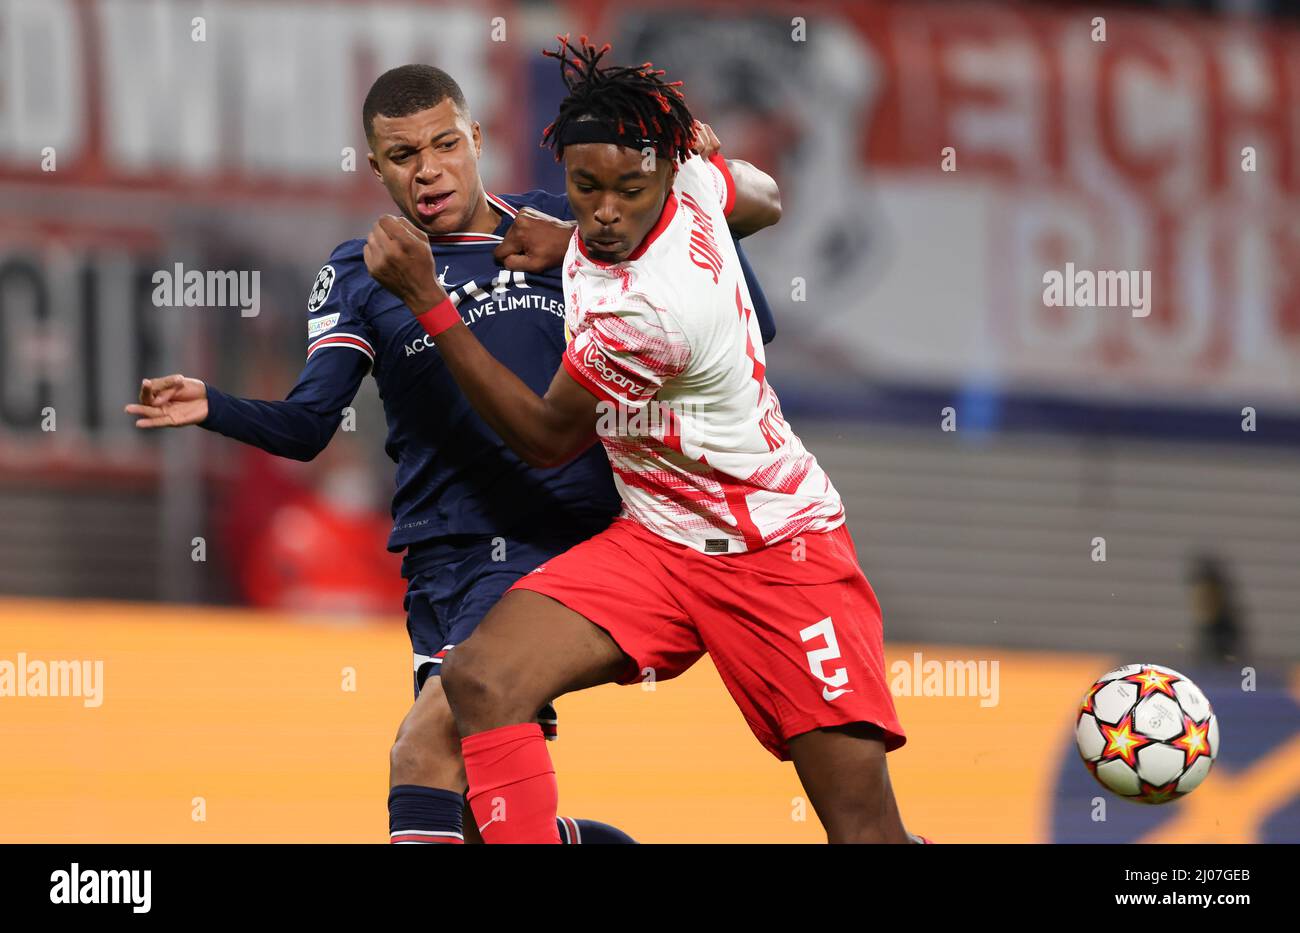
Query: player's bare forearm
494 205 765 274
427 323 598 468
690 123 781 238
364 213 597 467
493 207 577 273
725 159 782 237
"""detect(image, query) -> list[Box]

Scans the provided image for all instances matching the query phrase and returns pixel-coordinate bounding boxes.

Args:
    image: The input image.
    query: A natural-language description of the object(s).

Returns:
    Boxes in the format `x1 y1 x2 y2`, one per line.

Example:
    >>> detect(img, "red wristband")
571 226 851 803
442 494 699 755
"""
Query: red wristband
708 151 736 217
416 297 461 338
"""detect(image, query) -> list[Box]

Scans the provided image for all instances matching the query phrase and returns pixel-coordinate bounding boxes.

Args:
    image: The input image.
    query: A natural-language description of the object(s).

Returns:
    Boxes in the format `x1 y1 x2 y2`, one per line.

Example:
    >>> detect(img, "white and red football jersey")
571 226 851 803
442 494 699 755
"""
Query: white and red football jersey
560 153 844 554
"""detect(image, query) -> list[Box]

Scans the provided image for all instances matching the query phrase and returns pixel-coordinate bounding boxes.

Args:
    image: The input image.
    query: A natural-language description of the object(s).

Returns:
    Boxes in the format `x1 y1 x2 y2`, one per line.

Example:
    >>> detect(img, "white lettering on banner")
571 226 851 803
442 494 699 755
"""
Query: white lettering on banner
4 2 1300 406
0 0 83 160
0 2 510 465
637 7 1300 401
1 0 500 180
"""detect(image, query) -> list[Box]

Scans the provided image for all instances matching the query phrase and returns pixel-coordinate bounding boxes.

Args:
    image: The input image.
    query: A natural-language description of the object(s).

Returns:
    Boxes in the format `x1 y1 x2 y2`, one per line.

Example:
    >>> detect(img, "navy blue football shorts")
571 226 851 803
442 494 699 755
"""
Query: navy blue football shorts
401 530 607 739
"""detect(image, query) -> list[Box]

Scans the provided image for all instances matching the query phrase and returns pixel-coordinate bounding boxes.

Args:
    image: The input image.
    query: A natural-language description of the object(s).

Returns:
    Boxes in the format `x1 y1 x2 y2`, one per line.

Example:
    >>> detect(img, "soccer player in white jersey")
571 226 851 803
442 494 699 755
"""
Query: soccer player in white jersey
364 37 927 843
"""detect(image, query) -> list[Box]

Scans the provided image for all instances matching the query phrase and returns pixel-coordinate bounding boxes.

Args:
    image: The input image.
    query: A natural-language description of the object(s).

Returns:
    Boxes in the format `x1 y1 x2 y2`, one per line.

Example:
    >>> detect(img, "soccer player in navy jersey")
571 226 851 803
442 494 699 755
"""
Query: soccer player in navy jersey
365 40 933 844
125 64 777 844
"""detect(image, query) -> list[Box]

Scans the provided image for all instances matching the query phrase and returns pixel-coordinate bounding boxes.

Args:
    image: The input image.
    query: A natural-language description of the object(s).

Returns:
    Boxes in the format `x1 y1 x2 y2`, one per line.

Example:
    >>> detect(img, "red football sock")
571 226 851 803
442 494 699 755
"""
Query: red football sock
462 722 561 844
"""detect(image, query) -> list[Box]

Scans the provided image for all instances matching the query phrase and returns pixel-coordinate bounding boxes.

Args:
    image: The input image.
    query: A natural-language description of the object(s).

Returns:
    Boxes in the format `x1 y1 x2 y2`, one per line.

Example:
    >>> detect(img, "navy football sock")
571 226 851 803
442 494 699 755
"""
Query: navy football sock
388 785 465 844
556 817 637 844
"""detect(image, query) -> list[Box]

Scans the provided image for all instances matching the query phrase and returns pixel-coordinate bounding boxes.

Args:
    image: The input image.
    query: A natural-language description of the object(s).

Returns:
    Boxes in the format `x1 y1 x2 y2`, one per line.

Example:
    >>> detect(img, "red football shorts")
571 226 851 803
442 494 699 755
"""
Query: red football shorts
509 518 905 761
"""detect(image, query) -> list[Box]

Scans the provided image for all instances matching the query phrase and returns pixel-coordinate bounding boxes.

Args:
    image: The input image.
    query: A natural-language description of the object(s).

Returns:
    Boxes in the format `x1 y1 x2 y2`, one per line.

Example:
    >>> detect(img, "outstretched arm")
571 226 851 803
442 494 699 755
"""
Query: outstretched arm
125 349 367 462
719 159 781 237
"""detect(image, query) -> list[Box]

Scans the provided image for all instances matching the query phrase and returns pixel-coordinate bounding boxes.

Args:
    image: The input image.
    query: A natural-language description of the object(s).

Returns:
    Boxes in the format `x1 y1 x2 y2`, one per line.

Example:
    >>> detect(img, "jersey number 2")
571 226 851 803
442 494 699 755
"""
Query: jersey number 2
799 616 849 689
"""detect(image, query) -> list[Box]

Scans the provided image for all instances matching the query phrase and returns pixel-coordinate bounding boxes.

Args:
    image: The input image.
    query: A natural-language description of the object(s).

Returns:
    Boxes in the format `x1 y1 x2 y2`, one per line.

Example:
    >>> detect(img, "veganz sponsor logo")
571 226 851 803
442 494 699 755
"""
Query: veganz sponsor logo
582 345 646 398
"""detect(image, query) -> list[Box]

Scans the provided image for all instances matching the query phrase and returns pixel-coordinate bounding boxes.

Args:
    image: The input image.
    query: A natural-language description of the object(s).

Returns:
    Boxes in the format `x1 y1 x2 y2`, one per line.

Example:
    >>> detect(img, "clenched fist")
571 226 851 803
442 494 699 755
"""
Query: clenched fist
363 214 448 313
690 120 722 159
124 374 209 428
493 207 578 273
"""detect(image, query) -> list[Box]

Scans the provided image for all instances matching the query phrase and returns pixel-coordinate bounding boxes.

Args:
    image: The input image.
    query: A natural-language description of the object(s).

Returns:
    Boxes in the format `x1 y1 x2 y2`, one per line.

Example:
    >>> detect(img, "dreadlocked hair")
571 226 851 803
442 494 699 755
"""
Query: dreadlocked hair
540 34 695 163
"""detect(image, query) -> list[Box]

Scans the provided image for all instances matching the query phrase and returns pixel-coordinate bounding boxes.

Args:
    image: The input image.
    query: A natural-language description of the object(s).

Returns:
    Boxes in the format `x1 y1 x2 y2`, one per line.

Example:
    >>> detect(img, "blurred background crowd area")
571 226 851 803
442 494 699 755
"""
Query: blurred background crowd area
0 0 1297 668
1 0 1298 845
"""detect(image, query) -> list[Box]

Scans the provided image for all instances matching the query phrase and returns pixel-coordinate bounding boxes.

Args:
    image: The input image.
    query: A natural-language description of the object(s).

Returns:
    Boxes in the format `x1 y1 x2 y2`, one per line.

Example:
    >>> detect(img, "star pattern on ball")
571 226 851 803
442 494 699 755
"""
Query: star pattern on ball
1123 666 1179 700
1137 779 1183 805
1098 715 1153 767
1170 713 1212 770
1079 681 1104 716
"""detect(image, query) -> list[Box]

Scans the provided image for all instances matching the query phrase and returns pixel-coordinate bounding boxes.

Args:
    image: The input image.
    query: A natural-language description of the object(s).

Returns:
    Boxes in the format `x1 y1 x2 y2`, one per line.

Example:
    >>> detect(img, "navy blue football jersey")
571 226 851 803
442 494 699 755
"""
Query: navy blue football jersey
203 188 777 552
307 190 621 548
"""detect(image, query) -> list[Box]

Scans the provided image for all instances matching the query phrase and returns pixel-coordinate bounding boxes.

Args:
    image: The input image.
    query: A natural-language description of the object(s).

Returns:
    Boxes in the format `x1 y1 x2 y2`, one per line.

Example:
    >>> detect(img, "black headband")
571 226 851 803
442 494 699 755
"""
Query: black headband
557 119 659 152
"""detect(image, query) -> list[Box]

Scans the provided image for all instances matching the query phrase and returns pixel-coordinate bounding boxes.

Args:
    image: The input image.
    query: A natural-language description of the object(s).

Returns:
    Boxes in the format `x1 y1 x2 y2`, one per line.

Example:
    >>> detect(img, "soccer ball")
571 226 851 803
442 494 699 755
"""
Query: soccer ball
1074 663 1219 804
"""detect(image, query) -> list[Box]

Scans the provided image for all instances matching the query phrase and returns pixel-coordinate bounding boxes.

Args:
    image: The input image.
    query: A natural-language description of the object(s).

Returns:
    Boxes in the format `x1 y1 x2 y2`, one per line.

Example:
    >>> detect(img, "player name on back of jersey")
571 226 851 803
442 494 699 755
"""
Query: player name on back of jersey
564 155 844 555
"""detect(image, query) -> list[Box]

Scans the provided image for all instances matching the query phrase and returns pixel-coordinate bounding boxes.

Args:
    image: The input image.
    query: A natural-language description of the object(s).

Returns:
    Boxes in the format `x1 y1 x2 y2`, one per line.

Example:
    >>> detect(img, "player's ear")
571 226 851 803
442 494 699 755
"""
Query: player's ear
367 152 382 181
471 121 482 158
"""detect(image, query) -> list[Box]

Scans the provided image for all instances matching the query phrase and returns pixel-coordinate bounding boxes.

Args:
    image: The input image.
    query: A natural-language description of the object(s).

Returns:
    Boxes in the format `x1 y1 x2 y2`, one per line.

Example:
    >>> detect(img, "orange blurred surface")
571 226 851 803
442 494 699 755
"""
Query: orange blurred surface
0 598 1117 842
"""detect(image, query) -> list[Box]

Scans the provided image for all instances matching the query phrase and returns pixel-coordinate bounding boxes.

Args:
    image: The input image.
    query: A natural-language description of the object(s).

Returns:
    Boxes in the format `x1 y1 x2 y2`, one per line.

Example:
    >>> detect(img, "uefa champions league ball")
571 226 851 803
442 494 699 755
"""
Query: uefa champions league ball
1075 663 1219 804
